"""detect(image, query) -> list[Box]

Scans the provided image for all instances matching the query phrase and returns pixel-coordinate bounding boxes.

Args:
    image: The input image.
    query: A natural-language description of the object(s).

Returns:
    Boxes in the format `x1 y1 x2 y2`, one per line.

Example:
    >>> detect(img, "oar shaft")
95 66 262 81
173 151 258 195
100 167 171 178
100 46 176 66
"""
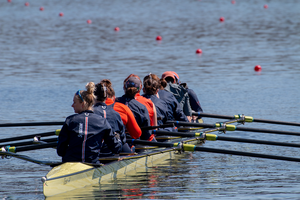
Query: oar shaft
0 137 58 147
0 151 62 166
155 130 300 148
127 139 300 162
194 146 300 162
2 142 57 153
215 135 300 148
192 112 300 127
235 126 300 136
167 121 300 136
0 130 60 144
166 121 215 128
141 123 174 130
0 122 64 127
253 118 300 126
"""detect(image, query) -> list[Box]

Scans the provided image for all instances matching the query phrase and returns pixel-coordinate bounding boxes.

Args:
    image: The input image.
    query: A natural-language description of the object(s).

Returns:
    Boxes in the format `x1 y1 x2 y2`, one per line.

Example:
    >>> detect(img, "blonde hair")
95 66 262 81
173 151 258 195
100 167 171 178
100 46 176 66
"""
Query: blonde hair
76 82 96 110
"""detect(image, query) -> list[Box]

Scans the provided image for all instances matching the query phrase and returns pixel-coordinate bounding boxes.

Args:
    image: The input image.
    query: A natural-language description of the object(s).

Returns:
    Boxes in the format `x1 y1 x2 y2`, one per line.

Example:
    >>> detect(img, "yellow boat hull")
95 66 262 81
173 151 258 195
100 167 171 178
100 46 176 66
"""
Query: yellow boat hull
43 149 177 197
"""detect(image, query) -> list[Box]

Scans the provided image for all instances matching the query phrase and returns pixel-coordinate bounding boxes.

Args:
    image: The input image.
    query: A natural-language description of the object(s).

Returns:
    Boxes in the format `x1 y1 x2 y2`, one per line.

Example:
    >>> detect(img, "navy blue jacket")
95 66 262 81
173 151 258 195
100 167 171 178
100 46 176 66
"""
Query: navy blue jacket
57 110 122 163
93 102 126 144
158 90 189 122
187 88 203 113
142 94 168 125
116 95 151 140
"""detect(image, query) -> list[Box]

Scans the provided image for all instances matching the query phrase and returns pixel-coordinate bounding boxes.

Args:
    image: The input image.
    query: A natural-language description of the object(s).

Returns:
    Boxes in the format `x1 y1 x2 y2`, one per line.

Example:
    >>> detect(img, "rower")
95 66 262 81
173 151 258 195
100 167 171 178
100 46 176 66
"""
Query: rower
100 79 142 141
165 71 204 123
57 82 122 163
93 82 133 154
115 76 156 142
142 73 169 126
124 74 158 127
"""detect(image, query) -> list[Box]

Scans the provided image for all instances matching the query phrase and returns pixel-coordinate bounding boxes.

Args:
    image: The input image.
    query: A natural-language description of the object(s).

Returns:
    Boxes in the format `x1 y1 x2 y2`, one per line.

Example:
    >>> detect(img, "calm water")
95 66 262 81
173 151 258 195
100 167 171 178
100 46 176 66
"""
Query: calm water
1 0 300 199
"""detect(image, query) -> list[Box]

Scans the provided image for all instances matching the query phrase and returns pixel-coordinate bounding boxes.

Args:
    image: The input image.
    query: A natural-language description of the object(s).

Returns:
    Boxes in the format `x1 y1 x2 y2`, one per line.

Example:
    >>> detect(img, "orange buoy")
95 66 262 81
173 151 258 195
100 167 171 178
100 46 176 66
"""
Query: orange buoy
264 4 268 9
59 12 64 17
156 36 162 41
114 27 120 31
40 7 44 11
87 19 92 24
231 0 235 4
25 2 29 6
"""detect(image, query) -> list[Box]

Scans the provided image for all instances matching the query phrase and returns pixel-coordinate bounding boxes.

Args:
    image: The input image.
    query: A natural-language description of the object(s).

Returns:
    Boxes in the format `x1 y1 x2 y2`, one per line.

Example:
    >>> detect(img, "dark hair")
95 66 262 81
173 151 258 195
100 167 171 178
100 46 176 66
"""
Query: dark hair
100 79 115 98
123 74 141 97
94 83 107 102
143 74 160 95
160 78 167 89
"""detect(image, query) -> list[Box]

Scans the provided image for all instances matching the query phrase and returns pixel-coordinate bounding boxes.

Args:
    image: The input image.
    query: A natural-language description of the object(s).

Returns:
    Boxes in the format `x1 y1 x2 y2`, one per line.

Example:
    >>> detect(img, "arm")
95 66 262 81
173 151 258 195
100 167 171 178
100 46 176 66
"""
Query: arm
103 120 122 154
57 121 70 157
152 104 158 127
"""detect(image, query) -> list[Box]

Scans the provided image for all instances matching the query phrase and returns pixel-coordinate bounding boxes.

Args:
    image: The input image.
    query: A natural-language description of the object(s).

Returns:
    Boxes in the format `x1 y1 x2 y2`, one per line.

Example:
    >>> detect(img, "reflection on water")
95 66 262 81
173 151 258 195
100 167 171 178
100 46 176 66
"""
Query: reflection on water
1 0 300 199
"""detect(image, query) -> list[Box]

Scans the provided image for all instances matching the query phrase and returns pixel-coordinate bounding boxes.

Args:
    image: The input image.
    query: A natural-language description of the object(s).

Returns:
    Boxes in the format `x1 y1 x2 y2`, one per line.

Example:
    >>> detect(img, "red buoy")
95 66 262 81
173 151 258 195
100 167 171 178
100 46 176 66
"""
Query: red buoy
156 36 162 41
254 65 262 72
114 27 120 31
7 0 11 3
264 4 268 9
59 12 64 17
40 7 44 11
220 17 225 22
196 49 202 54
231 0 235 4
87 19 92 24
25 2 29 6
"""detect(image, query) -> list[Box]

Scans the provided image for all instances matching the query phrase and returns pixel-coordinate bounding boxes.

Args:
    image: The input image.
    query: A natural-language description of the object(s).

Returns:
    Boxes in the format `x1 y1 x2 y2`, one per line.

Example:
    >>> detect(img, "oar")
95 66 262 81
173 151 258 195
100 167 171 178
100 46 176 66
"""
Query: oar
141 123 174 130
0 151 61 166
0 121 64 127
0 129 60 144
167 121 300 136
192 112 300 127
1 142 57 153
153 130 300 148
0 137 58 147
126 139 300 163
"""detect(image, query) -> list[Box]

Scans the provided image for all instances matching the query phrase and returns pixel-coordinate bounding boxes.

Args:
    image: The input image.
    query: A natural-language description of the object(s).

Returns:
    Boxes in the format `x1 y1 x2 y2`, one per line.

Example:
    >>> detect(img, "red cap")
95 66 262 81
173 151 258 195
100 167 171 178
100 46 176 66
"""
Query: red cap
161 71 179 83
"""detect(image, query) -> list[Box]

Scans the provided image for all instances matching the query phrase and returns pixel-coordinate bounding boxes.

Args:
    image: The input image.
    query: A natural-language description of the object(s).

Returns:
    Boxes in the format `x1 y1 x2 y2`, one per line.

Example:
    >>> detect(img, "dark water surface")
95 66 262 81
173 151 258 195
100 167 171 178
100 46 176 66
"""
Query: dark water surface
1 0 300 199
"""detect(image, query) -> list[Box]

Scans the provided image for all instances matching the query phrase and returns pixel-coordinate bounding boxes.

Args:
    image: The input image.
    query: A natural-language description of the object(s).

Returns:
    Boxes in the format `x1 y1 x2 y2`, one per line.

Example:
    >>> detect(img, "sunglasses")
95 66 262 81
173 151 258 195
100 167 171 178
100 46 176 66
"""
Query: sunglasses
76 90 84 102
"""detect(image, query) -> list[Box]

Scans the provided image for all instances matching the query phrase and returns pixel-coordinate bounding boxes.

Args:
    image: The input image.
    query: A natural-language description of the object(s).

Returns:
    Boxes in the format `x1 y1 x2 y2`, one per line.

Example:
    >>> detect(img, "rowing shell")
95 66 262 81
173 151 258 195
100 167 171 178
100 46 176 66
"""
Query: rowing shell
43 137 202 197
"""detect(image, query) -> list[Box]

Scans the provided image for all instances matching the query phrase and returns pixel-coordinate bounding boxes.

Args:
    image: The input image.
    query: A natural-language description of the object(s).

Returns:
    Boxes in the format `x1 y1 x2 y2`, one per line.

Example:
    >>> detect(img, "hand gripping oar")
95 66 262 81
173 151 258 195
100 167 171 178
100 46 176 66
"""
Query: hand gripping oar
126 139 300 163
192 112 300 127
0 121 64 127
167 121 300 136
0 129 61 144
153 130 300 148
